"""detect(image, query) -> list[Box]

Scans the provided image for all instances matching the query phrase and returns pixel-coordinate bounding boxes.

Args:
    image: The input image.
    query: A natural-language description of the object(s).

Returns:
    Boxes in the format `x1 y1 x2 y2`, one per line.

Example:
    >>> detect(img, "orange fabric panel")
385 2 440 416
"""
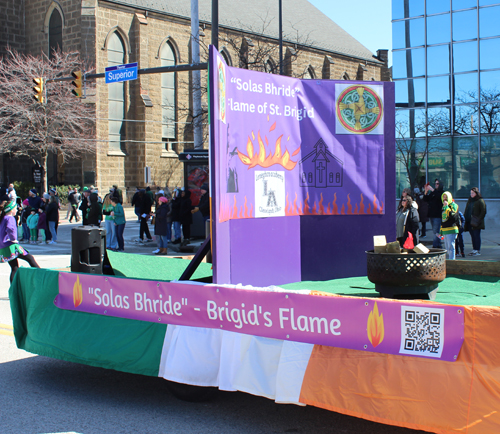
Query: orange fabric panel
299 305 500 434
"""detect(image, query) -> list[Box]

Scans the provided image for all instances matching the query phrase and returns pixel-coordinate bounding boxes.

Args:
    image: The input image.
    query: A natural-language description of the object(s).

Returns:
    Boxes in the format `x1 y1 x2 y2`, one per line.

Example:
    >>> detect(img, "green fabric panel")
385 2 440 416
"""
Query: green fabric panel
108 250 213 281
9 268 167 377
281 275 500 306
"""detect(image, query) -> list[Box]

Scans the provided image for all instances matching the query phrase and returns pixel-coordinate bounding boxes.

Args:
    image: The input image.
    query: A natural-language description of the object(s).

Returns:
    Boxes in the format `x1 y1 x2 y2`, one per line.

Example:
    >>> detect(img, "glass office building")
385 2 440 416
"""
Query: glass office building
392 0 500 198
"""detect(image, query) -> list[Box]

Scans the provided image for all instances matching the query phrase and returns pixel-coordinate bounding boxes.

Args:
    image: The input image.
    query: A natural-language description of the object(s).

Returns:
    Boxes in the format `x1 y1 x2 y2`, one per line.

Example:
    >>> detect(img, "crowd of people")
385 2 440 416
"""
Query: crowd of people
397 180 487 259
131 183 209 255
0 177 491 282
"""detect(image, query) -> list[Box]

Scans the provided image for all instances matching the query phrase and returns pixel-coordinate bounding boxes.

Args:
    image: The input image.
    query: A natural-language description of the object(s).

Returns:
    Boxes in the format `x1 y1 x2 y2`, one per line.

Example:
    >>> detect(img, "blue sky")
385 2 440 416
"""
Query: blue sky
308 0 393 65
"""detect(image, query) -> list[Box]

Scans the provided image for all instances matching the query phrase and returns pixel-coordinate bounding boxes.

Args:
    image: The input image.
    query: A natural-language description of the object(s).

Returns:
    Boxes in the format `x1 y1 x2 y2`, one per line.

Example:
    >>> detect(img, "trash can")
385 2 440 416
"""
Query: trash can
71 226 106 274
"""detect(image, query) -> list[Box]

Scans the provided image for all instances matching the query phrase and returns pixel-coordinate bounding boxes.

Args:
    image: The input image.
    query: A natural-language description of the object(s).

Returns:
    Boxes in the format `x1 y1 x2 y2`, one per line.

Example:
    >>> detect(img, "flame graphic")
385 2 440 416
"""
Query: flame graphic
219 194 253 222
237 130 300 171
367 302 384 348
73 275 83 308
219 193 384 222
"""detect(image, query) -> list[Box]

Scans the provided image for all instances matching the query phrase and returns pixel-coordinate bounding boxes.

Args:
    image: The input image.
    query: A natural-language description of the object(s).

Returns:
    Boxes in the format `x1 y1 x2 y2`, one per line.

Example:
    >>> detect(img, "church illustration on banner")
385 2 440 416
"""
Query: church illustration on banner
298 138 343 188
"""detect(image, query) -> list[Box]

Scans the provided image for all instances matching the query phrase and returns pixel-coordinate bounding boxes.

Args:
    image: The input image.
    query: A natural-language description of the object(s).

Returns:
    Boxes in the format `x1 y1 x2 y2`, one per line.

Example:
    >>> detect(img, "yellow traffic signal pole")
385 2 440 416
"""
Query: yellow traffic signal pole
32 77 45 104
71 70 85 98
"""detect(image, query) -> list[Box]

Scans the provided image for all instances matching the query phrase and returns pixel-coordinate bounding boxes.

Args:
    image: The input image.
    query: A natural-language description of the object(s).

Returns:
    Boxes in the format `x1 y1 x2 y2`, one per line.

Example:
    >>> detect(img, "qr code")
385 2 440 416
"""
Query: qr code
399 306 444 358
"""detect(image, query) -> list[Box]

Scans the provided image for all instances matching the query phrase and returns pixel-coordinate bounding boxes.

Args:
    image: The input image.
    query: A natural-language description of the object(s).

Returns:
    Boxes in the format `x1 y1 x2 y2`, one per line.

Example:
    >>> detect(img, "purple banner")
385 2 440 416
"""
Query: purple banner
213 50 386 222
56 273 464 361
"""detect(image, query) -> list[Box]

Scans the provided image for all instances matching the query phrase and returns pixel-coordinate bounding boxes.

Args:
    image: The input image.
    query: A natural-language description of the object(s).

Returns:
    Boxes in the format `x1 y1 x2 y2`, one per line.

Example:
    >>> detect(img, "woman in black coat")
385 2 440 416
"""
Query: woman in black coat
179 190 193 242
138 190 153 242
464 187 486 256
396 196 420 248
46 196 59 243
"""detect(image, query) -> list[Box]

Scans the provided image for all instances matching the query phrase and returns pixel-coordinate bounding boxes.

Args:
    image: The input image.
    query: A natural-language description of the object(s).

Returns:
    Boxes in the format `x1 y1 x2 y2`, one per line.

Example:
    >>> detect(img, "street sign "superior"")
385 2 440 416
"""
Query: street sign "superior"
105 62 138 84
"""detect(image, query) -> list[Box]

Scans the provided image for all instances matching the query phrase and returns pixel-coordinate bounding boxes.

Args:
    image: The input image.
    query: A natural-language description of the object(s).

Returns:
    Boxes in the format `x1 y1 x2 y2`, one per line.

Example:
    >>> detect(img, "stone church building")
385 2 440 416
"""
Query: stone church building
0 0 390 199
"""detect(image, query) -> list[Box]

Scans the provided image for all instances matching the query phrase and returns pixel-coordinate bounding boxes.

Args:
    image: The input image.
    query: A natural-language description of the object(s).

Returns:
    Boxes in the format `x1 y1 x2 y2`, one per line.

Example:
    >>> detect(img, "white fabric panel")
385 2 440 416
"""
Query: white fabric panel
158 325 223 387
275 341 314 404
229 335 284 399
158 325 313 405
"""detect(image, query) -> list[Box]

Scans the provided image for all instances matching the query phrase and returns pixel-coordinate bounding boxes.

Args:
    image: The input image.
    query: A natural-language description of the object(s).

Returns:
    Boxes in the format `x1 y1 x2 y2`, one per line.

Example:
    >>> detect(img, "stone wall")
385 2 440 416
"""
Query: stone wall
0 0 26 55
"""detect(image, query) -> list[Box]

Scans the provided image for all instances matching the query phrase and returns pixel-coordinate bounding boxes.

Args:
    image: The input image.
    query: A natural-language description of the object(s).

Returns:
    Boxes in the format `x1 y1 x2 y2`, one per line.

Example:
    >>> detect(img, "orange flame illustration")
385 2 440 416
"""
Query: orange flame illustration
73 275 83 308
237 131 300 170
367 302 384 348
219 195 253 222
221 193 384 221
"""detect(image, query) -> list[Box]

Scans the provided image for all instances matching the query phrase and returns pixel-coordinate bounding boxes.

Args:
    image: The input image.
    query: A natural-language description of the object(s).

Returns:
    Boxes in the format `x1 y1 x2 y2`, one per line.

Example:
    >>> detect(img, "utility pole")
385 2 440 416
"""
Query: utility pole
191 0 203 150
279 0 283 75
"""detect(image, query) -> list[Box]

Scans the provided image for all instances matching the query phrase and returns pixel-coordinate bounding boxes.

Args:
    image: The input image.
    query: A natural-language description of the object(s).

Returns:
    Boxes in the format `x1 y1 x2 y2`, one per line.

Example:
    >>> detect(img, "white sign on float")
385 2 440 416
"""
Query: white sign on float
254 171 286 218
105 62 138 84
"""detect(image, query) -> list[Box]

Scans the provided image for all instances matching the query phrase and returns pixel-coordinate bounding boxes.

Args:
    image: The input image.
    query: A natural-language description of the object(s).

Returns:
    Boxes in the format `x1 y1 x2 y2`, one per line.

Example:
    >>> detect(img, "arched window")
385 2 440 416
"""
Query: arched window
108 32 125 153
265 59 276 74
161 42 177 153
307 66 315 79
48 9 62 58
308 172 313 183
220 47 232 66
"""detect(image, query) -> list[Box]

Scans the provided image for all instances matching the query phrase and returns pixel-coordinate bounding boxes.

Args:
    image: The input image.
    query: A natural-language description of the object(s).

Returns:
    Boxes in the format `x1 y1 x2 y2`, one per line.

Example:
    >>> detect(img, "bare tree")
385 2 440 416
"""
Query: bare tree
0 48 96 191
455 88 500 134
218 13 312 75
172 17 313 151
395 116 428 189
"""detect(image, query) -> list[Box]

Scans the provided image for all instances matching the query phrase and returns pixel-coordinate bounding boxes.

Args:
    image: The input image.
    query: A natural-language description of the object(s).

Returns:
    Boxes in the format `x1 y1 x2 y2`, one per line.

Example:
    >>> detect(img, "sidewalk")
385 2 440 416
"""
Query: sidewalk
419 224 499 262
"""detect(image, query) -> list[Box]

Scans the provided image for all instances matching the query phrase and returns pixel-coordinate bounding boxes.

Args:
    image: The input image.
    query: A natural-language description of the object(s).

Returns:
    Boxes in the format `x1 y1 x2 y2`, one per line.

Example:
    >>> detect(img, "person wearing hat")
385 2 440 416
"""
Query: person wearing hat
0 199 39 282
28 188 42 211
153 196 170 255
192 183 210 223
79 187 91 225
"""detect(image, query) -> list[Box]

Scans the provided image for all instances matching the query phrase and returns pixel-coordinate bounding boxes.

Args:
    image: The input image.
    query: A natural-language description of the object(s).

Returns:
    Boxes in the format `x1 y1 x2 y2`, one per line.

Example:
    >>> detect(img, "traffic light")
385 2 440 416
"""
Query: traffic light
33 77 44 104
71 70 83 97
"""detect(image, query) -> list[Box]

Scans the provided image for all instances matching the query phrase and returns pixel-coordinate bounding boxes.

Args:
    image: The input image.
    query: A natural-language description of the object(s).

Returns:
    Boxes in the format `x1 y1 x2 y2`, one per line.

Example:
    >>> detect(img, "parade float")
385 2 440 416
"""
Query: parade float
10 47 500 434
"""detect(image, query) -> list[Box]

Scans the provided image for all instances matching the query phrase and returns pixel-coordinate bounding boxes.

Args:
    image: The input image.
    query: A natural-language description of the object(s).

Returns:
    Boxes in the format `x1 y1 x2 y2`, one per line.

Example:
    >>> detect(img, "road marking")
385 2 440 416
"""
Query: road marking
0 323 13 336
0 330 14 336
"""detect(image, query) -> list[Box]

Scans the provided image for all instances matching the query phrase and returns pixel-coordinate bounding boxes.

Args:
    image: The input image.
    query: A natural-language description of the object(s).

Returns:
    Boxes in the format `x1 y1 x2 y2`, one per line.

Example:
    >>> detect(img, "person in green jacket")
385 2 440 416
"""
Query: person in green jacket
464 187 486 256
110 196 126 252
440 191 459 260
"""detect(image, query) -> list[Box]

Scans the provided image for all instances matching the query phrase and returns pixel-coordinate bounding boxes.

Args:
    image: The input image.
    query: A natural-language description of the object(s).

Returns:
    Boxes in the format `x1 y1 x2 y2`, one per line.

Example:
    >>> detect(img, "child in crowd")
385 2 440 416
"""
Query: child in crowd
26 210 39 244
